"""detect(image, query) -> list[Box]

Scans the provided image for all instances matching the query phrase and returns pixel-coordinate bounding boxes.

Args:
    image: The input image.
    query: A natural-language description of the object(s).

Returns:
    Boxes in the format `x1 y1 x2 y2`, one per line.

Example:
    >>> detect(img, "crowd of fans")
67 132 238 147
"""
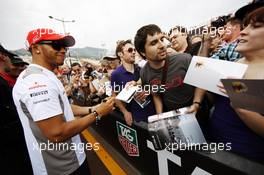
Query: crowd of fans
54 1 264 162
0 0 264 174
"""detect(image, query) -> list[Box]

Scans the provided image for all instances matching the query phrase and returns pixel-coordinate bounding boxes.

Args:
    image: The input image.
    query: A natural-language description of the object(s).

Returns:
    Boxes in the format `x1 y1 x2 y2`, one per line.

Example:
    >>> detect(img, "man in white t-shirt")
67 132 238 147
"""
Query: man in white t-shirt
12 28 114 175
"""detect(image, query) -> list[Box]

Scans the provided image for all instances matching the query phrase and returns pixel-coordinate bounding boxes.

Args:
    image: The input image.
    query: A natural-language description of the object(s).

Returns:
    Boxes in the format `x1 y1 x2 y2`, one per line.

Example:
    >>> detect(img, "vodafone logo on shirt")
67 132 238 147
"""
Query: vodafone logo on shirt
28 82 47 90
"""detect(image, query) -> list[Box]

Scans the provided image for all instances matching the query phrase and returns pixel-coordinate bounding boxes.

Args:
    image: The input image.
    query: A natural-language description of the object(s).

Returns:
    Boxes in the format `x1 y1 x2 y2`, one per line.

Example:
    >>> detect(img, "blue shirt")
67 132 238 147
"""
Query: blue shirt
208 95 264 161
211 40 242 62
111 65 156 122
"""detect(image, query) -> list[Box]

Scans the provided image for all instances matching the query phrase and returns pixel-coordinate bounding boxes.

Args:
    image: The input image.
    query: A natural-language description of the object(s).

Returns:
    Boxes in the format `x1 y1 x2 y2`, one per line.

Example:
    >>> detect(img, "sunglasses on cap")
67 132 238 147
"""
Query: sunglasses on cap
125 48 136 53
37 40 68 51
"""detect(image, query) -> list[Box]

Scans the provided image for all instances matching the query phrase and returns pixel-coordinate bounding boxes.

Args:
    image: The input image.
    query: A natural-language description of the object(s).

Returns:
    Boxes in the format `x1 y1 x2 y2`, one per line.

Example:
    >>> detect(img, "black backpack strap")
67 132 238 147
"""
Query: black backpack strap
160 57 169 98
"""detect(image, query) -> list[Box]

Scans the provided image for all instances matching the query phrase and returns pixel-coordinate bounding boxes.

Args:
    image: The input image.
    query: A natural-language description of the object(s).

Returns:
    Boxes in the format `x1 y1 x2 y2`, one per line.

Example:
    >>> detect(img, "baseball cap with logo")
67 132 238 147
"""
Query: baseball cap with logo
26 28 75 49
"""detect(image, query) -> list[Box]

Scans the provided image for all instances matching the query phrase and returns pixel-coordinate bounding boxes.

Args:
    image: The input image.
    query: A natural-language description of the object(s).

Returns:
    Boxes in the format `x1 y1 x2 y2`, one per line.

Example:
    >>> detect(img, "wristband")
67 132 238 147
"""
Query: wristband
88 108 92 114
193 101 201 107
93 110 101 125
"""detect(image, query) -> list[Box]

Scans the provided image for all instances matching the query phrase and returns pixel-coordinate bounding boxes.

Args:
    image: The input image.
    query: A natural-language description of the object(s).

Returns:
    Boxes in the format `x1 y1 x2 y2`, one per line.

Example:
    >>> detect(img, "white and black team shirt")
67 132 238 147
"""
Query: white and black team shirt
13 64 86 175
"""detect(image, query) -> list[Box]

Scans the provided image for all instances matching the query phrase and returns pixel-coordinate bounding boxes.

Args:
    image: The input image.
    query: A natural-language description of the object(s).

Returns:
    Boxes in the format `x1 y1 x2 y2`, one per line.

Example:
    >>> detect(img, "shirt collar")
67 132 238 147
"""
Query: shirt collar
29 64 57 77
0 71 16 87
121 64 141 73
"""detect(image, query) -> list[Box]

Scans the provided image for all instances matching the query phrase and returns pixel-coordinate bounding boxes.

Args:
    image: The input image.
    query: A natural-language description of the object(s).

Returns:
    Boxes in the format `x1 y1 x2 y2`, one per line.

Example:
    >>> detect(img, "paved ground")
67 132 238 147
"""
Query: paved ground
81 136 111 175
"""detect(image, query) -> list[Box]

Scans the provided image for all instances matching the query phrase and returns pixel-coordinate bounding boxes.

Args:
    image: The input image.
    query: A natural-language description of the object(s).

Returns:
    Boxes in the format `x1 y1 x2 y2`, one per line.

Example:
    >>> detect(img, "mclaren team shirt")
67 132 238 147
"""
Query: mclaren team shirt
12 64 86 175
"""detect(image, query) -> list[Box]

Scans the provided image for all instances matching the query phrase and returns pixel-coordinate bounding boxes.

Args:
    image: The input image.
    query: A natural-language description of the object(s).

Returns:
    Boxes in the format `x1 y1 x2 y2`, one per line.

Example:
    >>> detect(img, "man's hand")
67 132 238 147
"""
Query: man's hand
91 104 100 112
124 111 133 126
218 77 239 95
186 103 200 114
125 80 149 101
97 86 106 96
199 33 213 57
134 91 149 102
217 82 227 94
202 33 213 47
95 97 115 117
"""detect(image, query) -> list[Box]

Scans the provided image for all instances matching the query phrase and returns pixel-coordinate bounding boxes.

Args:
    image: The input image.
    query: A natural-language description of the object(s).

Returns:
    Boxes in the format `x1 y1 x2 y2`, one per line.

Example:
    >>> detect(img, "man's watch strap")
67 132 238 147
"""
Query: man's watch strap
88 108 92 114
93 110 101 124
193 101 201 107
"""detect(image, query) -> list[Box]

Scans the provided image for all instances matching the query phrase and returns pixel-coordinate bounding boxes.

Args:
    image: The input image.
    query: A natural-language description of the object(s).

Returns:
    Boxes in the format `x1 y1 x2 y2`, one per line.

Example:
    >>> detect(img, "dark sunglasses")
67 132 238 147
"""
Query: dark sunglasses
38 41 68 51
125 48 136 53
13 63 27 67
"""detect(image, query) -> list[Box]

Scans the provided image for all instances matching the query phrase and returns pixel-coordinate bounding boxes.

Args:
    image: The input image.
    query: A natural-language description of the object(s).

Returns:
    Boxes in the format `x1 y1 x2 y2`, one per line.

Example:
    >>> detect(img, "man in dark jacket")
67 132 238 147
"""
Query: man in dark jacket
0 44 33 175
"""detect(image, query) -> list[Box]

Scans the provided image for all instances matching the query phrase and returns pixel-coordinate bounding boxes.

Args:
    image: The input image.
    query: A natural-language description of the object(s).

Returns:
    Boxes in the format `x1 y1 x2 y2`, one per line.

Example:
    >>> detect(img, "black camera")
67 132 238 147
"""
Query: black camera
211 15 231 28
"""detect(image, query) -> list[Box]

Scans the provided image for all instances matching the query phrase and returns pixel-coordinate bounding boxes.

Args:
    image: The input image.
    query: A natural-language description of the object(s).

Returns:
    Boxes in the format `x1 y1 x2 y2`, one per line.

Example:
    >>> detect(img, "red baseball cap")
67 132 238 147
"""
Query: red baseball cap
26 28 75 48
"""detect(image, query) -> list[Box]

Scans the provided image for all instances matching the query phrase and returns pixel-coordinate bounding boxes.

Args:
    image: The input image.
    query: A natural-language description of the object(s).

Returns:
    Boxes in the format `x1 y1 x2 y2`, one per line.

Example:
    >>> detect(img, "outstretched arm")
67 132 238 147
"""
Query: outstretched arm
235 108 264 138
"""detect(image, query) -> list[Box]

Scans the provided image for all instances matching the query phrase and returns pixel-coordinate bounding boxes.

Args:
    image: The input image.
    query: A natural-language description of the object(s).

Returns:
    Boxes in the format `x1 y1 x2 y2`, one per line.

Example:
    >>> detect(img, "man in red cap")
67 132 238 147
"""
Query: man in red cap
12 29 115 175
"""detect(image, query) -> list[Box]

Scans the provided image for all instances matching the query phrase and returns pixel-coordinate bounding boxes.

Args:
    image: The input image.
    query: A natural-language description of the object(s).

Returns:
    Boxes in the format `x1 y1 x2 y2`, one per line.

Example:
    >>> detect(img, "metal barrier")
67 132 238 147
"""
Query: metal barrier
91 110 264 175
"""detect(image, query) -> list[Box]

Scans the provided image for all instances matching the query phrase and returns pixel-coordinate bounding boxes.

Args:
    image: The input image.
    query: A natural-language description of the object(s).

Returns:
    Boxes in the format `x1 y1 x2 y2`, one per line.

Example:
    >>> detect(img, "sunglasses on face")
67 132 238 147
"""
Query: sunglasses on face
125 48 136 53
38 41 68 51
13 63 27 68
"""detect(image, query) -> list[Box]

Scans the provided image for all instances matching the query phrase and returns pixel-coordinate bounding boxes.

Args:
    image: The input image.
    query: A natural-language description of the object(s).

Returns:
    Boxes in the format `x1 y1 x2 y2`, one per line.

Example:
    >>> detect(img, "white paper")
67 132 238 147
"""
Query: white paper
148 108 207 149
91 79 100 91
183 56 248 96
178 113 206 145
134 98 151 108
115 85 139 103
104 81 112 97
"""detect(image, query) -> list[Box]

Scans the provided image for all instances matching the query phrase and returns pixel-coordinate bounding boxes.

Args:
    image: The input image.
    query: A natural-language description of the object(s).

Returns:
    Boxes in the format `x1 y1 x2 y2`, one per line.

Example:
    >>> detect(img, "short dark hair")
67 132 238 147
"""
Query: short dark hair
134 24 162 59
168 26 188 36
71 62 81 68
226 17 243 29
115 39 132 59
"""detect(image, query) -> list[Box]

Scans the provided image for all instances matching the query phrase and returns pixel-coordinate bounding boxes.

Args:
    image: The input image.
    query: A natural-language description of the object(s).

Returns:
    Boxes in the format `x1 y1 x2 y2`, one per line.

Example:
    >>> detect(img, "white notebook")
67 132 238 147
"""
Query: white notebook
183 56 248 96
116 85 139 103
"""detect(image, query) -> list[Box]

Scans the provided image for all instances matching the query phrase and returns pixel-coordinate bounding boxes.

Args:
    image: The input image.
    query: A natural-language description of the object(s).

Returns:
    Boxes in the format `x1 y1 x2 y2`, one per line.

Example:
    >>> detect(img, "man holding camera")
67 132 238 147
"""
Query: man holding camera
210 17 243 61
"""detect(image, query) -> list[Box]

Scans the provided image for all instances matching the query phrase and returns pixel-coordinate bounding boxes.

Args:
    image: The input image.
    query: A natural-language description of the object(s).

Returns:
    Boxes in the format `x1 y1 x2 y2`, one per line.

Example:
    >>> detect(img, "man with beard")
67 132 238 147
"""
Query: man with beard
12 28 114 175
111 40 156 125
0 44 33 174
134 24 205 113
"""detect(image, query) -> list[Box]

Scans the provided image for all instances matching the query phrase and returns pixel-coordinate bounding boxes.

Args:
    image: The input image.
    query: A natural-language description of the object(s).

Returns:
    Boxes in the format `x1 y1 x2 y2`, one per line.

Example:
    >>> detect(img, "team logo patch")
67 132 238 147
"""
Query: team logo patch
116 121 139 156
29 82 47 90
